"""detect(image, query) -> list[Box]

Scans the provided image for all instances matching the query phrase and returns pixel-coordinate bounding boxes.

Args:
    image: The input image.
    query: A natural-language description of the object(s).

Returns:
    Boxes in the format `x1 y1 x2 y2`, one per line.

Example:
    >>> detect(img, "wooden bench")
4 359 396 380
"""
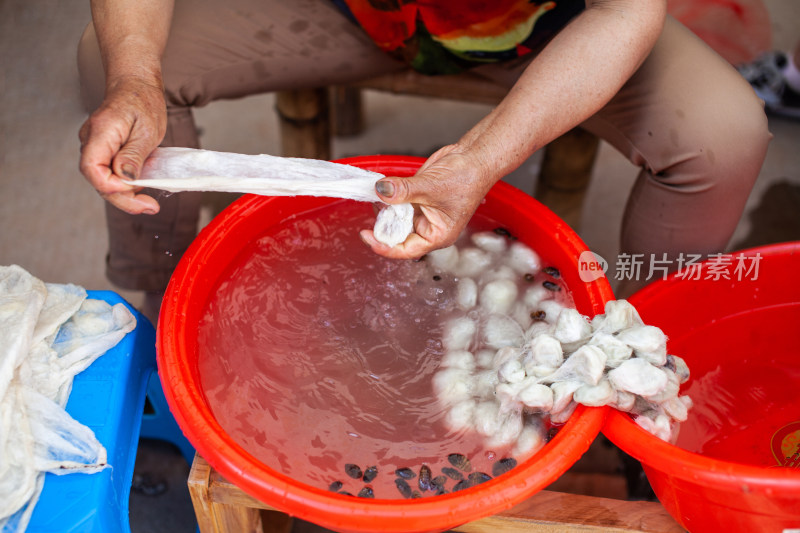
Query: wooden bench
187 455 684 533
275 69 600 229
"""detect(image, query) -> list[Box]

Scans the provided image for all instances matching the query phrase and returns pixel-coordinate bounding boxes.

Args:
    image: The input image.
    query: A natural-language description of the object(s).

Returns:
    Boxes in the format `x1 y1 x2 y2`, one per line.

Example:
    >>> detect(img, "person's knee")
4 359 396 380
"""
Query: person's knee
711 83 772 177
656 83 771 195
77 22 105 112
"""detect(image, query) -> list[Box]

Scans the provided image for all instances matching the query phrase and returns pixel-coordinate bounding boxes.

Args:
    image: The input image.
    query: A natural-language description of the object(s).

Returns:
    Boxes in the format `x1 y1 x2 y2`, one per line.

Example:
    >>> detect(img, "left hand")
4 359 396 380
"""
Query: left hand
360 144 496 259
78 75 167 214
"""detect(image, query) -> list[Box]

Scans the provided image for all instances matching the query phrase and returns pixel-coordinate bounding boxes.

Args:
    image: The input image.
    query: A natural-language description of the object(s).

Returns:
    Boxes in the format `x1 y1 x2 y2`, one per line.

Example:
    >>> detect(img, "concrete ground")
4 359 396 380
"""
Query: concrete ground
1 1 798 532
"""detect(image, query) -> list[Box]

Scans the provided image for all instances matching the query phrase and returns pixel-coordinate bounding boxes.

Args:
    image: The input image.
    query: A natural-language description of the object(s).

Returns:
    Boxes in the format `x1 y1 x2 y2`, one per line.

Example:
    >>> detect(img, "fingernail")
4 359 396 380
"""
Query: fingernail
121 164 137 180
143 208 157 215
376 180 394 198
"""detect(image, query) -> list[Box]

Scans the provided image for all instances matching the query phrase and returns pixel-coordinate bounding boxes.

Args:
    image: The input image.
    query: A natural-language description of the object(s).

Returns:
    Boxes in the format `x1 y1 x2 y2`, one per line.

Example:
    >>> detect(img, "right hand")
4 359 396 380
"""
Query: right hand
360 143 497 259
78 76 167 214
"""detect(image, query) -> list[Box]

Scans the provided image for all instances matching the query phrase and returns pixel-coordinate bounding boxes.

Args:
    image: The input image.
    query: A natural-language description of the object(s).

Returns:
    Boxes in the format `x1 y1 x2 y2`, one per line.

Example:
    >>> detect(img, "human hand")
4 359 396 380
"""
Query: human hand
360 145 496 259
78 76 167 214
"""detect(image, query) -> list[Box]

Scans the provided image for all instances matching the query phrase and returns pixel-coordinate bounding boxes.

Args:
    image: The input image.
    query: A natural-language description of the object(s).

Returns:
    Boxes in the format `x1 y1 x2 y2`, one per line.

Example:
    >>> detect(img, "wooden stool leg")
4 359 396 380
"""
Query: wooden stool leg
535 128 600 229
189 454 264 533
331 86 365 137
275 88 331 159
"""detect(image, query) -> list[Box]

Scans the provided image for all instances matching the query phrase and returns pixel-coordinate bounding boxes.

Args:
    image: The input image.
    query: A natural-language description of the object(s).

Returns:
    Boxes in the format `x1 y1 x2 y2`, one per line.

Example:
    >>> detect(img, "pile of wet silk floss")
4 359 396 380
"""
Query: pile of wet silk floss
0 265 137 531
428 230 692 458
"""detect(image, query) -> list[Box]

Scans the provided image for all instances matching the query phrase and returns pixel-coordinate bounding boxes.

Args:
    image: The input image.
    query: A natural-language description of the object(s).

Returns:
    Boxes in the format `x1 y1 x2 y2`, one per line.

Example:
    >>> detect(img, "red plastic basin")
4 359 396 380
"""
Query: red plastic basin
157 155 613 532
603 242 800 533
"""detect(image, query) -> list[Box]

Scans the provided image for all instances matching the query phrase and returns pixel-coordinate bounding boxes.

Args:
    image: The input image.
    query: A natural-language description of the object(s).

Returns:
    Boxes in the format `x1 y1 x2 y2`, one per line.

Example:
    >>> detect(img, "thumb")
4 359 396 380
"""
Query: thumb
375 175 425 205
112 130 157 181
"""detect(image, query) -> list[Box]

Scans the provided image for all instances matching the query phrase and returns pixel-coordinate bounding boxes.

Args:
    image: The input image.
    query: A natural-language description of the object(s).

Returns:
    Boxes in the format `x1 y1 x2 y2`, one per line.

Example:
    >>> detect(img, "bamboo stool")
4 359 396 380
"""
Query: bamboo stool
275 70 600 229
187 455 682 533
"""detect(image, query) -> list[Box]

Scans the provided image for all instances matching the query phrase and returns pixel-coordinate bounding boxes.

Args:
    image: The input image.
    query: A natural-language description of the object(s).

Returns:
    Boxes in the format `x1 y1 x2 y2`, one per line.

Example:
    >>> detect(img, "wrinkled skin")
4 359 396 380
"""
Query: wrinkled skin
79 76 166 214
360 143 495 259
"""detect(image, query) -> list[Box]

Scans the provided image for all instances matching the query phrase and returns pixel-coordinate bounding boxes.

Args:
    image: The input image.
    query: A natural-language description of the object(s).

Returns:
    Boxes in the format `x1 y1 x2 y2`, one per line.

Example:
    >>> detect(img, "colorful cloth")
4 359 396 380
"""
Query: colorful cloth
333 0 584 74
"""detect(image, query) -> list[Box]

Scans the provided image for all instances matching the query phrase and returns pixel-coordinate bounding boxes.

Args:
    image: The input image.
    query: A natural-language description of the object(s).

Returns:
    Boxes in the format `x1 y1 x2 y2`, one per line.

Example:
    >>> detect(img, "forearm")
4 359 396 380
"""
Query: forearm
459 0 667 184
78 0 175 214
90 0 174 89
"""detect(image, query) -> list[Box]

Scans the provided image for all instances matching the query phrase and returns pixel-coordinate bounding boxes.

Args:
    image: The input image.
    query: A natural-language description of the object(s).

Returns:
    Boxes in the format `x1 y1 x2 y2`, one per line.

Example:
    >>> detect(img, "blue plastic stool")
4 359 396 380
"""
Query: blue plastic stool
26 291 196 533
141 372 196 465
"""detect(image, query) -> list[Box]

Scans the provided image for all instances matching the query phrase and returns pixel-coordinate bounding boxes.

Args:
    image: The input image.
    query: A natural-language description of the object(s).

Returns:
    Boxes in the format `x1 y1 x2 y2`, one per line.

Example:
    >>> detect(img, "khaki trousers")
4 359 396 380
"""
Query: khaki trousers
78 0 771 293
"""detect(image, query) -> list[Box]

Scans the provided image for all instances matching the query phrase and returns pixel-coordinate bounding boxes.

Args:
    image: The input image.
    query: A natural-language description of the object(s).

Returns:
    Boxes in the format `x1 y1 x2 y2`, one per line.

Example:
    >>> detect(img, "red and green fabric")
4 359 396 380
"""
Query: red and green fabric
336 0 584 74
